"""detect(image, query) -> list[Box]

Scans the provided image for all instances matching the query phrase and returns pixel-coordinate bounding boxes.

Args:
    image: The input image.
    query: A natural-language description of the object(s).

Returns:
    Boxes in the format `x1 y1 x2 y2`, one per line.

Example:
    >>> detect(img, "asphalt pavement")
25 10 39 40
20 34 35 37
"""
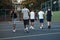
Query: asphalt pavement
0 21 60 40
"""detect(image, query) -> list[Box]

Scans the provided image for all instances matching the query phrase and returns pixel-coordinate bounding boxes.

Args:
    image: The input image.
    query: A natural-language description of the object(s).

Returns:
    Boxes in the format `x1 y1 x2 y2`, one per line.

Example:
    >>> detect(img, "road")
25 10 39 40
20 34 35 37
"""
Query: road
0 21 60 40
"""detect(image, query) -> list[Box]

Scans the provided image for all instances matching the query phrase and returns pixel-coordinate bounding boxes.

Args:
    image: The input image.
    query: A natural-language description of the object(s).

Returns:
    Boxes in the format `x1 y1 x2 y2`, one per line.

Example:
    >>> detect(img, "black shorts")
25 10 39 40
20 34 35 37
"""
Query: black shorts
39 19 44 23
47 16 51 21
30 19 35 22
23 19 29 25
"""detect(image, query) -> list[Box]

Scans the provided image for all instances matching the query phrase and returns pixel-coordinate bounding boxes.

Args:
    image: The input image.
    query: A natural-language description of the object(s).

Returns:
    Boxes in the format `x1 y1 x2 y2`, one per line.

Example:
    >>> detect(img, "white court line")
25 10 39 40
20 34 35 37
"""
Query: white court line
0 29 60 31
0 22 23 25
0 32 60 40
0 21 23 25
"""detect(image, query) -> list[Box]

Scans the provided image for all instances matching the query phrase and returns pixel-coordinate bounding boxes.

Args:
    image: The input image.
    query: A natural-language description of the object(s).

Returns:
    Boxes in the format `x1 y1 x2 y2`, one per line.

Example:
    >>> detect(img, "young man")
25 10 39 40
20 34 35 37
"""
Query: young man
21 6 30 32
10 9 18 32
46 8 53 29
29 9 35 29
38 9 44 29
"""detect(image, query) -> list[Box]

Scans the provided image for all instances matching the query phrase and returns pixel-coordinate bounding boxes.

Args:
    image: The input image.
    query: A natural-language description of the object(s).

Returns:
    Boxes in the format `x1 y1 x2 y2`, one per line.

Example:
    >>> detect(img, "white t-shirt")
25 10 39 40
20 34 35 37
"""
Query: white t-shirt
38 11 44 19
22 8 30 19
30 11 35 19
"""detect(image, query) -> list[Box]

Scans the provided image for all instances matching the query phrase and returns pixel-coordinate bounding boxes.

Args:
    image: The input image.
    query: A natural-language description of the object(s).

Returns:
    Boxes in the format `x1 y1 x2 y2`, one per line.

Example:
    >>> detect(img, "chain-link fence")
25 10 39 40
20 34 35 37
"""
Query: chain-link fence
41 0 60 11
0 9 10 21
0 9 22 22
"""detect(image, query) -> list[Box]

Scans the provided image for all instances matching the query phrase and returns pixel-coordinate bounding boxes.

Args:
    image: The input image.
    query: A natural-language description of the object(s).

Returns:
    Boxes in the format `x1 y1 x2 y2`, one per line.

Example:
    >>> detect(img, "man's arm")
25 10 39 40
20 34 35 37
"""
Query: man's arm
10 11 12 17
43 13 45 19
21 9 23 21
45 11 47 16
15 11 18 16
38 12 39 20
51 11 53 16
28 9 30 20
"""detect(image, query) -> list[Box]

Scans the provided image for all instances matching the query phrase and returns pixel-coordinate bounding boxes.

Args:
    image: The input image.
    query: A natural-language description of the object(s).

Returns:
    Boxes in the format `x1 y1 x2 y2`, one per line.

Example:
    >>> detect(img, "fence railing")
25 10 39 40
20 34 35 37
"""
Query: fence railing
0 9 22 21
41 0 60 11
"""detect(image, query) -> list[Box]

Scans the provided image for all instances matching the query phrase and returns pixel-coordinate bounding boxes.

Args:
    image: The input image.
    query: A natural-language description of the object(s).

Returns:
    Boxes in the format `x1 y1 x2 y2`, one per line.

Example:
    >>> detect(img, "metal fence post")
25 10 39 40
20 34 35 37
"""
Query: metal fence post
5 9 6 21
58 0 60 11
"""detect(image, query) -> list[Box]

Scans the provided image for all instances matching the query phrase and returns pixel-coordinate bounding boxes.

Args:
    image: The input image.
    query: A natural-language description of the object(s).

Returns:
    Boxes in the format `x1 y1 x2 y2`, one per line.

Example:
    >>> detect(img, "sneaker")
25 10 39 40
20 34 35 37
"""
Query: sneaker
48 26 51 29
13 30 16 32
40 27 43 29
30 26 35 29
24 27 29 32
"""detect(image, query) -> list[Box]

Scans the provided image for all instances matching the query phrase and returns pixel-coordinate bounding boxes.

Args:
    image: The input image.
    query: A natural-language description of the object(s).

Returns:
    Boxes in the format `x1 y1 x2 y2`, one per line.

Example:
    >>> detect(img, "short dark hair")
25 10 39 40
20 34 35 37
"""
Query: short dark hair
39 8 42 11
23 5 26 8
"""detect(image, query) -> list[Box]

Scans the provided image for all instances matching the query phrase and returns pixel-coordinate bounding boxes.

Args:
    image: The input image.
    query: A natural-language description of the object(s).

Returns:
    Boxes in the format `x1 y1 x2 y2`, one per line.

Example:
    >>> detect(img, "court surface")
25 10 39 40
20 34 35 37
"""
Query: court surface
0 21 60 40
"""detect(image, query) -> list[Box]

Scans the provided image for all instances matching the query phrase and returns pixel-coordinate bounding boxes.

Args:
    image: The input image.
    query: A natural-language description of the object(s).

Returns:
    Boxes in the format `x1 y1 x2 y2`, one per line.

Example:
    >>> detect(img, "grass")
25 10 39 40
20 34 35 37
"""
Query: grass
52 11 60 22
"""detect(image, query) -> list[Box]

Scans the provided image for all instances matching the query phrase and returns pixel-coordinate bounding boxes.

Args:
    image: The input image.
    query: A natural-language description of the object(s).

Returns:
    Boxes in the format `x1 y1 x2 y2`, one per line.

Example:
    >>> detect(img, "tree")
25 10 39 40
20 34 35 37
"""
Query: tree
0 0 12 9
21 0 45 9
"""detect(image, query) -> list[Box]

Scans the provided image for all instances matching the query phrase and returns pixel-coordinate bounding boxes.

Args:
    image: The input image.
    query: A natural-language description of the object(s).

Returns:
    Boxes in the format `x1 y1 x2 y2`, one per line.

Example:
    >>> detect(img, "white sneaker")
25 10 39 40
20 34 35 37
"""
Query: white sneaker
40 27 43 29
13 30 16 32
30 26 35 29
24 27 28 32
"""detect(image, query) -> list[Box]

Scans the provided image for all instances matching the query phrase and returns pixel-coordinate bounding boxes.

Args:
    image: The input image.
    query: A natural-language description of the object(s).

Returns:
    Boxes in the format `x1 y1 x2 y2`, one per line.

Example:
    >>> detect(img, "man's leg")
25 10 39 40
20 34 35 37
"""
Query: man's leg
40 23 43 29
40 19 44 29
13 20 16 32
12 18 17 32
48 21 51 29
24 20 29 32
30 20 35 29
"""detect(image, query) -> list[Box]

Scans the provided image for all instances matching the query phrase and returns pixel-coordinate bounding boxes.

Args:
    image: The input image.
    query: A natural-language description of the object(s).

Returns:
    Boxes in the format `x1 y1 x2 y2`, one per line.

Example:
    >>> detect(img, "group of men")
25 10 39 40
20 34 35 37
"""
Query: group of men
10 6 53 33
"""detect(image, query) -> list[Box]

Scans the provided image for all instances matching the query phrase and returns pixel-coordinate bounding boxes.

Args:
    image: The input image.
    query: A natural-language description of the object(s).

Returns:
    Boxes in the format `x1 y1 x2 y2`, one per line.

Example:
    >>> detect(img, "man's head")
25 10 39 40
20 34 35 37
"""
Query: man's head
23 5 26 8
31 8 34 11
48 7 51 11
39 8 42 11
12 8 15 11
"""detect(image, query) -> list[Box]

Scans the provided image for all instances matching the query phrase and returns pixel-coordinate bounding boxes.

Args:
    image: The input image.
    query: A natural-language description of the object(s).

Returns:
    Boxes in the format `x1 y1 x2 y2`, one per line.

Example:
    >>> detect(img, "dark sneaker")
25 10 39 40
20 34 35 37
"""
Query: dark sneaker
48 26 51 29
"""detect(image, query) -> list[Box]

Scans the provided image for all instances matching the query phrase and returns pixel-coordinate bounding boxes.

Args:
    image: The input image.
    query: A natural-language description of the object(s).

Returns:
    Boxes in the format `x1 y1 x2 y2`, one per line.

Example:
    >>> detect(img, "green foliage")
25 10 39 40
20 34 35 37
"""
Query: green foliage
52 11 60 22
0 0 12 9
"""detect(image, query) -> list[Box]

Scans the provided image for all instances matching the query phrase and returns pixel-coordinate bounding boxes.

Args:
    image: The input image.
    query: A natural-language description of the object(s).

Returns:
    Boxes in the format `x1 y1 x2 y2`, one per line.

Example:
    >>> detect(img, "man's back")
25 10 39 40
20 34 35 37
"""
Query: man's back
11 10 17 18
38 11 44 19
22 8 30 19
30 11 35 19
